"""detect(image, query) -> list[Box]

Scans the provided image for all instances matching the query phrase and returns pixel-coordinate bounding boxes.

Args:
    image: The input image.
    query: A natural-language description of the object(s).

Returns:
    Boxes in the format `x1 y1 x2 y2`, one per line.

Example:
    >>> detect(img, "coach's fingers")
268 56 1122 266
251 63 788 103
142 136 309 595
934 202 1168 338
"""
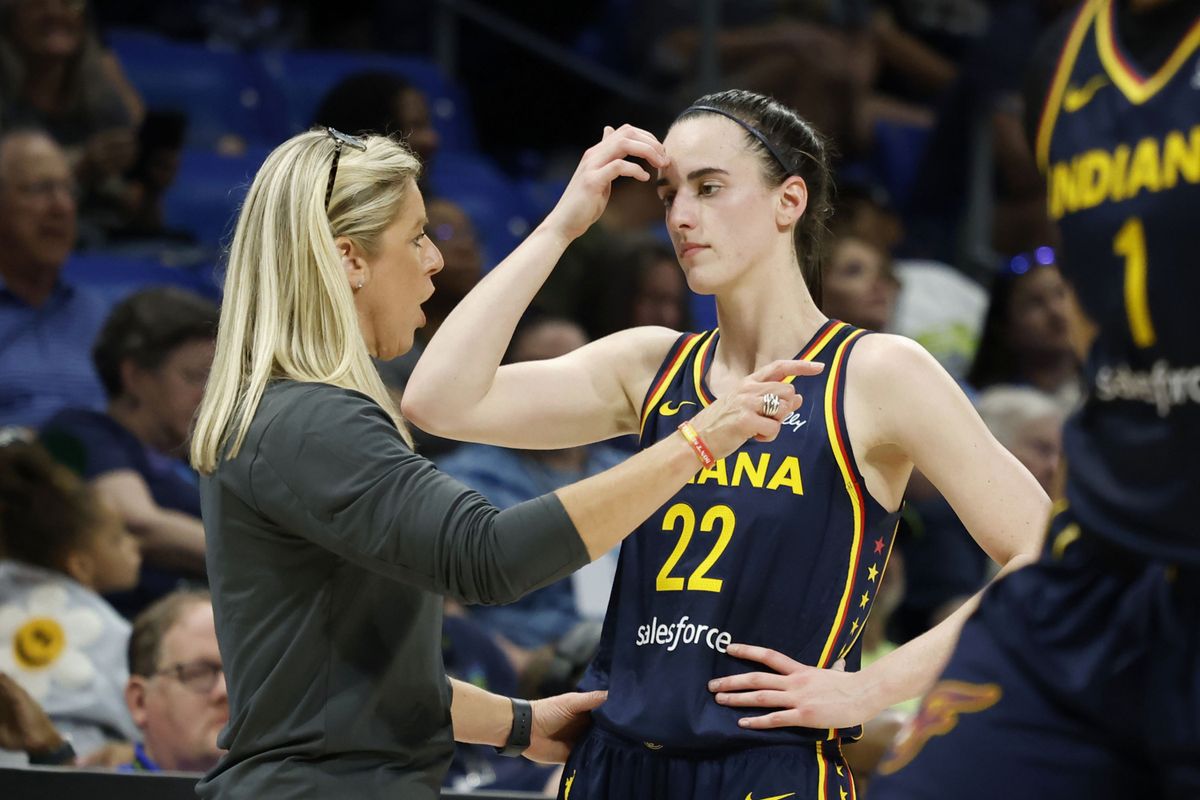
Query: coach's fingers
563 689 607 714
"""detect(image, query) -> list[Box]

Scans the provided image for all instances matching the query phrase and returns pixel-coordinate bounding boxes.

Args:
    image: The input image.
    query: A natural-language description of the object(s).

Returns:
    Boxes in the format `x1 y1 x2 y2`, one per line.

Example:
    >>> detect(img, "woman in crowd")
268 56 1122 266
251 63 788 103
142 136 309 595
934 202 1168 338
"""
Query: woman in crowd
42 287 217 617
967 253 1083 410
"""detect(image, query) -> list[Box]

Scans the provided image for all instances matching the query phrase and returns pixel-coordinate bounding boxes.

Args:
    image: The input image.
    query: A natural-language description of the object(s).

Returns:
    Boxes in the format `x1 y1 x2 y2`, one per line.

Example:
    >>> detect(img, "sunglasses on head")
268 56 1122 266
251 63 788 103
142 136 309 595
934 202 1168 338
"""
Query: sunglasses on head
323 127 368 210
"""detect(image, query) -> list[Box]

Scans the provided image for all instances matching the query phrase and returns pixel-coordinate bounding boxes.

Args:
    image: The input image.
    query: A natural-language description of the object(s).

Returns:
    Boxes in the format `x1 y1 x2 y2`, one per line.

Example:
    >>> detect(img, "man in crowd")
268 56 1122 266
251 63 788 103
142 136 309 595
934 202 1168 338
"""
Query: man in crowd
0 129 108 428
122 590 226 773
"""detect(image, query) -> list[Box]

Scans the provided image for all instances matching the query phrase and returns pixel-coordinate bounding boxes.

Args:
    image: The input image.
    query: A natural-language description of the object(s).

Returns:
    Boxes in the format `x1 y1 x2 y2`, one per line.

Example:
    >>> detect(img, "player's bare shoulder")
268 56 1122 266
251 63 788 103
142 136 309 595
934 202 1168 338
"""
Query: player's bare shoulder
842 333 955 448
844 333 945 398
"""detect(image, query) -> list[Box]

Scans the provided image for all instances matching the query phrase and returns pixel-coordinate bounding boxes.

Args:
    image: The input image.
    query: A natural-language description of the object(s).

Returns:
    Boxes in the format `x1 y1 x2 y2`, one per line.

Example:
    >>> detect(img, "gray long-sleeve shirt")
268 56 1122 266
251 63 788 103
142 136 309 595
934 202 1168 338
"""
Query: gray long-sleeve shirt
195 382 589 799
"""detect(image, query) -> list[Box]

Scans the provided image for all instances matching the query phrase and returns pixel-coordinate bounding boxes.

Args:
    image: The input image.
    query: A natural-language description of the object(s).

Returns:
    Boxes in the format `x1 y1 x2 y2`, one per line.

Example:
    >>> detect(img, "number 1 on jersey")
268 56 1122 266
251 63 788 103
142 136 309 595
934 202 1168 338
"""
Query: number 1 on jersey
1114 217 1156 348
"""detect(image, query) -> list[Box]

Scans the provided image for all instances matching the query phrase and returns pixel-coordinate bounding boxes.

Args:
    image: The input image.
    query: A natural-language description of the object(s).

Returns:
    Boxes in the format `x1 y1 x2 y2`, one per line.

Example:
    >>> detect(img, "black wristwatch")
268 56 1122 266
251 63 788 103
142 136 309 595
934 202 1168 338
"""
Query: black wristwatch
27 738 76 766
494 697 532 757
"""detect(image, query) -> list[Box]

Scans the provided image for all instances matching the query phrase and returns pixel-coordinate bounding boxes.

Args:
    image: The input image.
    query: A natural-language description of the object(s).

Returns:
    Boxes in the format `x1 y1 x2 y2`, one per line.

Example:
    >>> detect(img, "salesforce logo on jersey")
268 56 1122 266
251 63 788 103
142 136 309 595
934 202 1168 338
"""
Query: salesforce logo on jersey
635 615 733 653
1095 360 1200 417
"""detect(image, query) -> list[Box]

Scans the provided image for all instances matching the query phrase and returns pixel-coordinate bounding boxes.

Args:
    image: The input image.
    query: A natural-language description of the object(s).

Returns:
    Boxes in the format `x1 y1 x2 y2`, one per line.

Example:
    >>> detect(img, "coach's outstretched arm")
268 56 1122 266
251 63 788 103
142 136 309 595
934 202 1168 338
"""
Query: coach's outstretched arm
234 371 817 607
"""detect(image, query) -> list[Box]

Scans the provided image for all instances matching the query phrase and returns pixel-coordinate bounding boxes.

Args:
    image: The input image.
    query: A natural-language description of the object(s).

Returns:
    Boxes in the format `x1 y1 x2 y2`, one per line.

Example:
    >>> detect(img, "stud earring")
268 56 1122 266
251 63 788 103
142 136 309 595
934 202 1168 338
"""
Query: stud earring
356 280 364 290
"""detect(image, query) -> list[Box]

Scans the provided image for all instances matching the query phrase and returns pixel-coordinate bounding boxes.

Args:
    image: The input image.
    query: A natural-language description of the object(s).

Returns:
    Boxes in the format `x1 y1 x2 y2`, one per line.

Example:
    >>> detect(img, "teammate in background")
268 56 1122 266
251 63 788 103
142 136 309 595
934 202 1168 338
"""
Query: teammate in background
871 0 1200 797
404 90 1048 798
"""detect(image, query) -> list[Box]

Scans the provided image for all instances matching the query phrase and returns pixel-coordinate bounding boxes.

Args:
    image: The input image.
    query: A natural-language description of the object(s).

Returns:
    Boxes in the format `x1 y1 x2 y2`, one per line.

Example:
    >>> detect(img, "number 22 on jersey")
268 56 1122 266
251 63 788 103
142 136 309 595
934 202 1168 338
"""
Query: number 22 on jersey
656 503 736 593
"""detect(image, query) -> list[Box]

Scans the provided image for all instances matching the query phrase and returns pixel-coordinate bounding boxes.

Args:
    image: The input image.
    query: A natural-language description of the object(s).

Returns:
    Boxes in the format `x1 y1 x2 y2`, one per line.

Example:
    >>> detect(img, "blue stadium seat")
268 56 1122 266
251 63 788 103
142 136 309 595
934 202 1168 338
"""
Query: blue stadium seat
257 50 476 151
162 148 271 249
107 28 281 150
870 119 933 210
62 253 221 309
572 0 640 71
515 175 568 220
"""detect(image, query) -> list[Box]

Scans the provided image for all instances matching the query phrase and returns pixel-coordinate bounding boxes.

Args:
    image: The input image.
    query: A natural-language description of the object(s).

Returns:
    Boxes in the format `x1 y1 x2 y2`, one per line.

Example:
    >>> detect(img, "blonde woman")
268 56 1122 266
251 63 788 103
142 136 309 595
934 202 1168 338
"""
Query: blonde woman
189 127 814 799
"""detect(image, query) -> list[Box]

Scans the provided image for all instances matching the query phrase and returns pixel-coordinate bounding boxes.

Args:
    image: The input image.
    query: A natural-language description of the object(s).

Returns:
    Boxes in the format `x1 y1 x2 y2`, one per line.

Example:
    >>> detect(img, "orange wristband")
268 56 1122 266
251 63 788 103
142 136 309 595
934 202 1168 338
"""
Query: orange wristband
677 421 715 468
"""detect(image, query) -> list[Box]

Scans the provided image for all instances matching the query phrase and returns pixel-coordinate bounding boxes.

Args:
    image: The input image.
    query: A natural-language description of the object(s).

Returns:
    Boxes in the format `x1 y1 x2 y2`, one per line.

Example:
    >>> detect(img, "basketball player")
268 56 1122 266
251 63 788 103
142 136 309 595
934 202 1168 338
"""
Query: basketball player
870 0 1200 796
404 90 1049 799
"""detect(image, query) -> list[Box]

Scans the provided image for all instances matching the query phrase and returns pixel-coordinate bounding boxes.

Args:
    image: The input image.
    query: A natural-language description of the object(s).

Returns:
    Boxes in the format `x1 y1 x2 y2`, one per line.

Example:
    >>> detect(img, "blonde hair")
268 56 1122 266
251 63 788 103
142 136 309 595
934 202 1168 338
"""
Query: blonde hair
191 130 418 474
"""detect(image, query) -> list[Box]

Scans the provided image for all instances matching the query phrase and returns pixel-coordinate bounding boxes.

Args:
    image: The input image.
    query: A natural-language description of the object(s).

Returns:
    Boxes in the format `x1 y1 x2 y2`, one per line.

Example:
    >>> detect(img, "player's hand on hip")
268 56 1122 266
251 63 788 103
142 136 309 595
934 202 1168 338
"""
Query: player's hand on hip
541 124 668 242
690 359 825 457
709 644 879 730
525 689 606 763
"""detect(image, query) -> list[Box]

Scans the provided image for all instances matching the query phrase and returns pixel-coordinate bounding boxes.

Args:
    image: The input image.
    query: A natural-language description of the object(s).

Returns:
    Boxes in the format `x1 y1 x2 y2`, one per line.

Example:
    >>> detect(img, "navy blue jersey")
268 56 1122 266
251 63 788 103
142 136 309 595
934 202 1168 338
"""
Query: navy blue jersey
1035 0 1200 564
580 321 901 750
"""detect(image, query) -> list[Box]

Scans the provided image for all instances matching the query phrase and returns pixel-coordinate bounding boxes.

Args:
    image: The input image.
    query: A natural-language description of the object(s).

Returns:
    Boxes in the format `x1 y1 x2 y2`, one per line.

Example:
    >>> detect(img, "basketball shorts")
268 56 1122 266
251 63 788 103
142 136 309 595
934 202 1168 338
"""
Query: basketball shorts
558 724 856 800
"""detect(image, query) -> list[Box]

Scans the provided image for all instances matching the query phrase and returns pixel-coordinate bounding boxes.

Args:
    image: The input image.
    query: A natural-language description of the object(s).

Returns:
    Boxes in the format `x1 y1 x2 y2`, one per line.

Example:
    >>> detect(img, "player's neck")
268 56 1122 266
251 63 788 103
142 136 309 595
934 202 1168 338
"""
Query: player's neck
711 260 827 382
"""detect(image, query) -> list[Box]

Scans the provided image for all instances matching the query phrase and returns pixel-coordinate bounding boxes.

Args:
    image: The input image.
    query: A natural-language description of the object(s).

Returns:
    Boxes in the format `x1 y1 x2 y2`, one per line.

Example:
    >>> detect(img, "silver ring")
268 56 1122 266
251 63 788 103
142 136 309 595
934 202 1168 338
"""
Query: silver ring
760 392 782 417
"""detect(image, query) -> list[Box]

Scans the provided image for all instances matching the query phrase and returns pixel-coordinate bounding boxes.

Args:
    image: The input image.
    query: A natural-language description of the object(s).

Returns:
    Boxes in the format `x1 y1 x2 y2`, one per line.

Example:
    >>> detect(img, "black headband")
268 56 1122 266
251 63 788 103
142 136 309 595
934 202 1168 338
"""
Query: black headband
679 105 794 175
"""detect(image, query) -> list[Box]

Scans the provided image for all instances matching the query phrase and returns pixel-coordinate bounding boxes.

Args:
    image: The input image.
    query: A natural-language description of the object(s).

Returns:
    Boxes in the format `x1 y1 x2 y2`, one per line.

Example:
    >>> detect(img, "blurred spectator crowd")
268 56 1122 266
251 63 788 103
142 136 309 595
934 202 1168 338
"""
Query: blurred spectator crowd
0 0 1087 796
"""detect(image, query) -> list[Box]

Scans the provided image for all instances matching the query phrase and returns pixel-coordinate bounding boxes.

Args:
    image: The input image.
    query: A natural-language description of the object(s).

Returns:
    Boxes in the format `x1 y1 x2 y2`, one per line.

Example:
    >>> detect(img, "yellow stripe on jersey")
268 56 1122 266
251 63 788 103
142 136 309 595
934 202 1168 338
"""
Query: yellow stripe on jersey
1096 0 1200 106
786 321 847 385
692 330 719 407
817 329 868 677
843 741 858 800
1036 0 1100 172
816 740 828 800
639 332 706 439
683 321 845 417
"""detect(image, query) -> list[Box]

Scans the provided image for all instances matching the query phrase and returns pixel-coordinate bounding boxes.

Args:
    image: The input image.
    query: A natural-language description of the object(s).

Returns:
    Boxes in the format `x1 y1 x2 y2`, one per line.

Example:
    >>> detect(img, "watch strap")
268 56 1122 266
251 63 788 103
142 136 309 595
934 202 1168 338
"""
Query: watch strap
494 697 532 757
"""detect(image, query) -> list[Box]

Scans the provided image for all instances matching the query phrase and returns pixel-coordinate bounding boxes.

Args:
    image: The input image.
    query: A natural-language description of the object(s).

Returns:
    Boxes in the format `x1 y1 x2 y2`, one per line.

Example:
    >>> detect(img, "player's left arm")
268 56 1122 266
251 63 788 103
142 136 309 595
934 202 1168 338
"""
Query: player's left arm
710 335 1048 729
861 335 1050 565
